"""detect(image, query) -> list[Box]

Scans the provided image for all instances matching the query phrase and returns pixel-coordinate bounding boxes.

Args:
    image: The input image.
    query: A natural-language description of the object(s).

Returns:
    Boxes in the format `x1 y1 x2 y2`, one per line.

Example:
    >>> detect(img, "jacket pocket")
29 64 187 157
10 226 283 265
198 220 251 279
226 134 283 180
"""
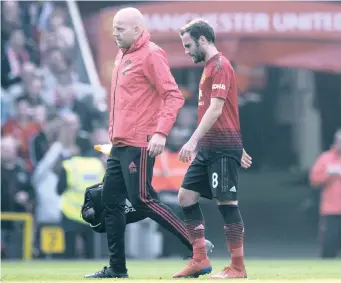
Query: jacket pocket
113 108 137 138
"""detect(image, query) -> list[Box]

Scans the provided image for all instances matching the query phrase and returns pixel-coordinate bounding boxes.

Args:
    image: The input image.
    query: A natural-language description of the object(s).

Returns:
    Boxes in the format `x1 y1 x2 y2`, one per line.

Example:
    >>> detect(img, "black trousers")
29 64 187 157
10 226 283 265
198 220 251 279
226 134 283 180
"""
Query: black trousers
102 146 191 272
319 215 341 258
1 224 22 259
62 216 95 259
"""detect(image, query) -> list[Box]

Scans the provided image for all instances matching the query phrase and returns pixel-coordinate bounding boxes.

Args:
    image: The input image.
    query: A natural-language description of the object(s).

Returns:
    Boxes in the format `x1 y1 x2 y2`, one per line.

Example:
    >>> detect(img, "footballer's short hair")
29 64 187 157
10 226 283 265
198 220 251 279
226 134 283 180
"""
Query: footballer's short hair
179 19 215 44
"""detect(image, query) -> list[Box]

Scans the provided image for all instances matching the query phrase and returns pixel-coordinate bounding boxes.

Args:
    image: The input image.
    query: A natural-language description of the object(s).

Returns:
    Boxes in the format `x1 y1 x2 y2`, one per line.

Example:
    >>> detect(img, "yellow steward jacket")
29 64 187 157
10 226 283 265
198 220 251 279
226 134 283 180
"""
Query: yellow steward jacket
61 157 105 223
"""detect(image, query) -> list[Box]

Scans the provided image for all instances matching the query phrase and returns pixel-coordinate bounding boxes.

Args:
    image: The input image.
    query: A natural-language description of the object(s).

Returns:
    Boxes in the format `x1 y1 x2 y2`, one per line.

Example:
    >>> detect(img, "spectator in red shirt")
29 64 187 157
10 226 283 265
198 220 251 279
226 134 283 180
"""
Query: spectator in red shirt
310 129 341 258
2 96 40 171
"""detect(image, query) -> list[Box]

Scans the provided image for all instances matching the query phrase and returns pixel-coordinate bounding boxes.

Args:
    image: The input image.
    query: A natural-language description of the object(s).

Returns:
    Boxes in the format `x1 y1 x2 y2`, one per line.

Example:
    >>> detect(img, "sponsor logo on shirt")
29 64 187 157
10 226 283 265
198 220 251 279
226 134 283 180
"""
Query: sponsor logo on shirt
212 84 226 90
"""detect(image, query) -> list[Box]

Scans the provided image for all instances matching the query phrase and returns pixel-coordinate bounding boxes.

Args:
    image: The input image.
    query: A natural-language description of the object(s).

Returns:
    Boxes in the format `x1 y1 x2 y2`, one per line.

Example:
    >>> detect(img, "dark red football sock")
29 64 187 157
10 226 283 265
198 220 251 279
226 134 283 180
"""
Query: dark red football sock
182 202 207 261
219 205 245 269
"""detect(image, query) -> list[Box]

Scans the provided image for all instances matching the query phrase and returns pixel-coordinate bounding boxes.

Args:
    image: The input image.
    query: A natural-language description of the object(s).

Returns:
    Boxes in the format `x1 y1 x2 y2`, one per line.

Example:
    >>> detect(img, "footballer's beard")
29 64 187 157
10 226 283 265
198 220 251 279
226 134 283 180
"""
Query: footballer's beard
192 50 205 63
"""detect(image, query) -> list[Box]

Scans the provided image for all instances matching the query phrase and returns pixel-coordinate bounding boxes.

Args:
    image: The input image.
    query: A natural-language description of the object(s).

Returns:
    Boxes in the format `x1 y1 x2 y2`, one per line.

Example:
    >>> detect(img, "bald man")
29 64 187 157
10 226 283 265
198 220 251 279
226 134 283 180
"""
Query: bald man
85 8 213 279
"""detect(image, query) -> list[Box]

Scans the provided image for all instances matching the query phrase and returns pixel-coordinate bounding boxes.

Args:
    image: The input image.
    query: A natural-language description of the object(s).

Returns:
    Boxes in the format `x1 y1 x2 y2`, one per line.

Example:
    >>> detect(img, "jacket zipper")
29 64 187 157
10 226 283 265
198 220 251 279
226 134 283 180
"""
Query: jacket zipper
111 51 127 137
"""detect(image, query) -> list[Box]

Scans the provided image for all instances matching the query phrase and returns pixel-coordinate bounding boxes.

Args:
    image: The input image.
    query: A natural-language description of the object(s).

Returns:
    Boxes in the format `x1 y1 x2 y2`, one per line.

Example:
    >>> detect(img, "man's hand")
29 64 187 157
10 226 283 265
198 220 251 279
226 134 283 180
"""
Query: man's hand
148 133 166 157
179 139 197 163
241 149 252 169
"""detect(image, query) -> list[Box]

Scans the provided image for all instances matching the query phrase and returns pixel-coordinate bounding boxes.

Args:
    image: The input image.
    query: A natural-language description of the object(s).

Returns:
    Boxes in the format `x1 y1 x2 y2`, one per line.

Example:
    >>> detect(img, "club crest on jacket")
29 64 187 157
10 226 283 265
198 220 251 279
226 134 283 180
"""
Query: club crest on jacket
123 60 132 75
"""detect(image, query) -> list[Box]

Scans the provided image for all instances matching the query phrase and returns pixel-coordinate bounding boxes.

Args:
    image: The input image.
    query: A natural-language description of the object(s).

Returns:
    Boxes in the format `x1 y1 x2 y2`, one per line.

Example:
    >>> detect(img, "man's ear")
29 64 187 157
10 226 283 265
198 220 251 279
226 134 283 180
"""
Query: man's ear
198 35 207 45
134 25 142 35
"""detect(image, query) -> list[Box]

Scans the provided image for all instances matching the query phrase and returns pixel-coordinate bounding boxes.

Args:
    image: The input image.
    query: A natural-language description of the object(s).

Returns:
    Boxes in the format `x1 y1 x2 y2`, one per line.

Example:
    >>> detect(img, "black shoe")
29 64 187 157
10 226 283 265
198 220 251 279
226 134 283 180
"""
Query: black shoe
84 266 128 278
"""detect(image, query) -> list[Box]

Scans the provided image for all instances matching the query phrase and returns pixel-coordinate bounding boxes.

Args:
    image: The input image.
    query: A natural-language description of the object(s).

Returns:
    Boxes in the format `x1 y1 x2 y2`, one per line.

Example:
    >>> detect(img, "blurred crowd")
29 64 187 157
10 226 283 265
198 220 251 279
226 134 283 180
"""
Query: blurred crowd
0 1 109 259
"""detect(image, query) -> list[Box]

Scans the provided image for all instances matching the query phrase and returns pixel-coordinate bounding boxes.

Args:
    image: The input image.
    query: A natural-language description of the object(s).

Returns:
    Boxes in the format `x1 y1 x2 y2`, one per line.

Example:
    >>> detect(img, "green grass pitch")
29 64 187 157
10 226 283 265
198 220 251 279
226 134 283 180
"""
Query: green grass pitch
2 259 341 282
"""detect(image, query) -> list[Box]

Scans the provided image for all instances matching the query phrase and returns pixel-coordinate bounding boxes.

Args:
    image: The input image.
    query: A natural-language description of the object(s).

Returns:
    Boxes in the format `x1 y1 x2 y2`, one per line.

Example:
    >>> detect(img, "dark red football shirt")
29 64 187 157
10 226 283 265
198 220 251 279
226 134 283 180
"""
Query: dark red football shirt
198 53 243 157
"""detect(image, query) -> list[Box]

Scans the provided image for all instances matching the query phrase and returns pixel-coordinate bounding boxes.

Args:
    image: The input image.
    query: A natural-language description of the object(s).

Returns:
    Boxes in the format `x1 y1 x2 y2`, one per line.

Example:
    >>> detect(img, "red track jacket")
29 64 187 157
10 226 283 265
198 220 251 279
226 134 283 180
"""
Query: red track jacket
109 30 184 147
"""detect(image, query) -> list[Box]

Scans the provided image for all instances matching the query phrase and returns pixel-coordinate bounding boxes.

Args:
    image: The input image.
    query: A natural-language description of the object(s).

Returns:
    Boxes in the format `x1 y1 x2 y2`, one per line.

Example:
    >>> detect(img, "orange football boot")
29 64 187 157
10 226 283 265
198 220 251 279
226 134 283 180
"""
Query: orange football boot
173 258 212 278
209 265 247 279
